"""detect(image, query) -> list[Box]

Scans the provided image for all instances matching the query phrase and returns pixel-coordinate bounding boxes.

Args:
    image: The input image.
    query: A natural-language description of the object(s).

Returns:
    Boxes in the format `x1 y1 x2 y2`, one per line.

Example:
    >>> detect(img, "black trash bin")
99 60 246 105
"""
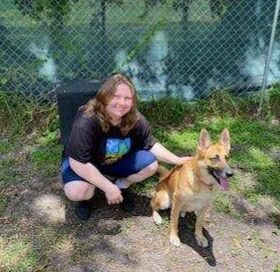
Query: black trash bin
56 79 101 147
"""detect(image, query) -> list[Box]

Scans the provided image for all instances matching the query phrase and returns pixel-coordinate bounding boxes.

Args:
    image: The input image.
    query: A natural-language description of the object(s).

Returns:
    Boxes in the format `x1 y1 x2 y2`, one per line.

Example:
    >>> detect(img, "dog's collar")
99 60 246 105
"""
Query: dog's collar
199 178 214 190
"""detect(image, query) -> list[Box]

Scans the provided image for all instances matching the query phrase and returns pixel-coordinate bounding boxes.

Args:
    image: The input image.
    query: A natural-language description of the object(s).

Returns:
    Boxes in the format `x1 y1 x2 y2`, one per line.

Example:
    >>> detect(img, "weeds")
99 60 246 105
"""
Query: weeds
0 91 58 142
0 138 13 155
0 196 8 216
0 159 24 189
269 85 280 119
139 97 197 126
0 238 39 272
31 144 62 177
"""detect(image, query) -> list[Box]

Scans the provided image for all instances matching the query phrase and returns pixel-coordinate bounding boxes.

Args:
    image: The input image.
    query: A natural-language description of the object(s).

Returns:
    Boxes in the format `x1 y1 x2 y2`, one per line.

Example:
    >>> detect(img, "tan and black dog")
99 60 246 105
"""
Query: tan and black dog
151 128 233 247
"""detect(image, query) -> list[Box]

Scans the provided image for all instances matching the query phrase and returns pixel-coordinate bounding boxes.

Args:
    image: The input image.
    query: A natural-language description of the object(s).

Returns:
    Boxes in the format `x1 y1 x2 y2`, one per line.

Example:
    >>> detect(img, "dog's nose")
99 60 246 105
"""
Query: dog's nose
226 170 233 178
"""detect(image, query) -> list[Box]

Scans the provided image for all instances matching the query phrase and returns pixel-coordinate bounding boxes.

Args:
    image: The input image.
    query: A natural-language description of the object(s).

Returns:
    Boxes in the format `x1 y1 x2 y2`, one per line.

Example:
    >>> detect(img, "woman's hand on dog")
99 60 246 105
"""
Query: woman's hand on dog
175 156 192 165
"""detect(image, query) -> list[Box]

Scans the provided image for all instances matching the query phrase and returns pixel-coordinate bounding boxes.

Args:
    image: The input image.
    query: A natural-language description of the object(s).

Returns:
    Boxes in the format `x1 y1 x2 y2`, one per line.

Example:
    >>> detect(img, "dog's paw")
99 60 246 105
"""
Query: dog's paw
169 235 181 247
180 211 186 218
196 235 208 248
152 211 162 225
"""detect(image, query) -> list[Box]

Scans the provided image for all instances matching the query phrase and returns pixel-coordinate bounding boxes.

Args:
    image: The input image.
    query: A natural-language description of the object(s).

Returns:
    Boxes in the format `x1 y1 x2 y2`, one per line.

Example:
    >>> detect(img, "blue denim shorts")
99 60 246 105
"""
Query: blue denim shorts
61 150 157 184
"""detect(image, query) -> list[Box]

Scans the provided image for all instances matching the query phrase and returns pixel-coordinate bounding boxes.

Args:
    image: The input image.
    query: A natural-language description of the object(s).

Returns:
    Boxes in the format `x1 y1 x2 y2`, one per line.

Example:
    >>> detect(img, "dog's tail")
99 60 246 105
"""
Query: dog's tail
149 165 169 198
157 165 169 178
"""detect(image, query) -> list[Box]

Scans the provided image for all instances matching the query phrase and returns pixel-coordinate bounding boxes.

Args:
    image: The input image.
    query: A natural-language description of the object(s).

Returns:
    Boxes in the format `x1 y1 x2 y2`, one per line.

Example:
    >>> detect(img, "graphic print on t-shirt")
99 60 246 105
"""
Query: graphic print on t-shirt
104 137 131 164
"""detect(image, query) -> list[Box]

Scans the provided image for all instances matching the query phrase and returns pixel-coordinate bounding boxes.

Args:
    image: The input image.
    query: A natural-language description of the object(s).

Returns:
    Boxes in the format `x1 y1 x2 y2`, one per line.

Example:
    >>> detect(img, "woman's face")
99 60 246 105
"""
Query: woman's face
105 83 134 122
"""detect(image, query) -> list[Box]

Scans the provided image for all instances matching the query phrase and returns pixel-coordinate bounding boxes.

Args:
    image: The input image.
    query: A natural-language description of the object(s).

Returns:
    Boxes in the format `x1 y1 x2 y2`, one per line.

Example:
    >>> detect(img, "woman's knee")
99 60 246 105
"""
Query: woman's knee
64 181 95 201
139 160 158 177
146 160 158 174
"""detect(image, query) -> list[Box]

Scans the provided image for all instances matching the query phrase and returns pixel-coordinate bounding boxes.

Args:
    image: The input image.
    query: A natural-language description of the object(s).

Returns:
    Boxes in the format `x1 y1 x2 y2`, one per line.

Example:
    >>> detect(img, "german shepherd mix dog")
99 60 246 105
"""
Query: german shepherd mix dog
151 128 233 247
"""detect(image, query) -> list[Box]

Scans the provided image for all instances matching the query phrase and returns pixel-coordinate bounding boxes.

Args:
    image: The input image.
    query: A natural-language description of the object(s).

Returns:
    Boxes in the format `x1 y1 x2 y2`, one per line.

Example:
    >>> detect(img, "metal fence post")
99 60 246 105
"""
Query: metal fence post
258 0 280 116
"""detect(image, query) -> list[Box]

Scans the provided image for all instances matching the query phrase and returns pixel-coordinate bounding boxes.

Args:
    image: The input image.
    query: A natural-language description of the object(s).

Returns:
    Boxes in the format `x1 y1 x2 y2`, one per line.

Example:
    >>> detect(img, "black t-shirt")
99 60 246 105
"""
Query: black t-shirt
65 110 156 165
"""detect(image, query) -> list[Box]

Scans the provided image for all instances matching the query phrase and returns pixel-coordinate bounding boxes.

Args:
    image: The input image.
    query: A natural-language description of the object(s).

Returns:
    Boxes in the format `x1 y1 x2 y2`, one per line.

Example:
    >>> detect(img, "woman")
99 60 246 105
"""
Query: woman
61 73 190 220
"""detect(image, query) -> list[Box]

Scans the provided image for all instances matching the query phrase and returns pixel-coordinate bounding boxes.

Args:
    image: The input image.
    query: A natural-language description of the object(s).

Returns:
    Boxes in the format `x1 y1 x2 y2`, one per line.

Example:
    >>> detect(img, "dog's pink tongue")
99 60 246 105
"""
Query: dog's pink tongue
219 177 229 191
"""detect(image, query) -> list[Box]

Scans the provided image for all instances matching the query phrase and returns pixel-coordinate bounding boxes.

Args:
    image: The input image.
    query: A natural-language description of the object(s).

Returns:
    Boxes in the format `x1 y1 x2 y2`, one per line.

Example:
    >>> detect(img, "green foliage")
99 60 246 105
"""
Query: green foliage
143 0 228 21
213 193 233 214
0 91 59 141
206 90 240 116
0 238 39 272
238 93 262 118
14 0 74 20
31 144 62 177
0 159 24 189
0 138 13 155
269 85 280 119
153 128 197 154
139 90 275 131
139 97 197 126
274 264 280 272
0 196 8 216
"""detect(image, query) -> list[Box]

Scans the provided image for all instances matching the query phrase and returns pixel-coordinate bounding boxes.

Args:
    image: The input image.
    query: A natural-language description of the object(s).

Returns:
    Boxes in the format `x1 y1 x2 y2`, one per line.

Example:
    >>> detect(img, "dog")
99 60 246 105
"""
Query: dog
151 128 233 247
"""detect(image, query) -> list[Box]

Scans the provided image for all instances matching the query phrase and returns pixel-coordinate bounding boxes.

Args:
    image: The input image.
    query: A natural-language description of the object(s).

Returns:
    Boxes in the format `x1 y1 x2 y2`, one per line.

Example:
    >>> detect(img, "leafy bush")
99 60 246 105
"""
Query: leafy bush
139 97 198 126
237 93 261 118
206 90 240 116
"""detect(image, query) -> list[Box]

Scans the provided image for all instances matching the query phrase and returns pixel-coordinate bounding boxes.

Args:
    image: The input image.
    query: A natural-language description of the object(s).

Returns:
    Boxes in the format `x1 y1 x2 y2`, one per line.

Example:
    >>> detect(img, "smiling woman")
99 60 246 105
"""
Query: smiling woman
60 73 191 220
105 83 134 125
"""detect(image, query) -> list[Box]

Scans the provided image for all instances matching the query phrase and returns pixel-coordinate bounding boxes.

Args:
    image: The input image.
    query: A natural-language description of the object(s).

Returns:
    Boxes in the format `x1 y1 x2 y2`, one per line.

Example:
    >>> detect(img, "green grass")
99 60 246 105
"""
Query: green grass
274 265 280 272
0 138 14 155
153 128 198 155
0 196 8 217
0 159 24 190
31 144 62 177
213 193 234 214
0 237 39 272
30 128 62 177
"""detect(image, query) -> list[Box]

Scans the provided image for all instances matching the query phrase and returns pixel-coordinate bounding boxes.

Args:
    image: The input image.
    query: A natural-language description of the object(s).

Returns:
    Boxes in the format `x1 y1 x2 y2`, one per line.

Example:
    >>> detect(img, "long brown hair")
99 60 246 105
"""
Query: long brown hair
81 73 140 135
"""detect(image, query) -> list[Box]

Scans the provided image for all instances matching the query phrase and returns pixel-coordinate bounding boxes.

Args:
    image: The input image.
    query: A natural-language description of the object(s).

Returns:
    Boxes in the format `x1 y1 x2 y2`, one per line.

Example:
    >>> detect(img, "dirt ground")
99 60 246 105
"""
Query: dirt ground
1 151 280 272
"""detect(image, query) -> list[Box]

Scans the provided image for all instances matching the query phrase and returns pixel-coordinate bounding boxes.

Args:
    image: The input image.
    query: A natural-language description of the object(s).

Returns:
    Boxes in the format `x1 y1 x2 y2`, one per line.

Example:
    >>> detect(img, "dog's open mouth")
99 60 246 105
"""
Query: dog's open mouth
208 167 230 191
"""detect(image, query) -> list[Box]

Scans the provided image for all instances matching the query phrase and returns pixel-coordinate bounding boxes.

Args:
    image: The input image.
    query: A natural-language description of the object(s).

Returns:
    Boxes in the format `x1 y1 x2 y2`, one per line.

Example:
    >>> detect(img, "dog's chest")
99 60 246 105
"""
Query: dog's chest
181 192 212 212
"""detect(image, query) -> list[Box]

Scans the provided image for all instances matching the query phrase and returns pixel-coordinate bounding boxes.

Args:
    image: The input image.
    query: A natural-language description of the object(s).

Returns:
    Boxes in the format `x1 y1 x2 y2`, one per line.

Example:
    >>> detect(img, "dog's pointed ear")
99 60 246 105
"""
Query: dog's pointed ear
198 129 212 151
220 128 230 152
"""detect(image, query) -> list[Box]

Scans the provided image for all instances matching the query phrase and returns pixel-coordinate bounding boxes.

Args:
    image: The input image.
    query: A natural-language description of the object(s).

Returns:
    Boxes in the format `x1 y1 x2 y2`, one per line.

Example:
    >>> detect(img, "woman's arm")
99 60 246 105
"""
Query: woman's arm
69 157 123 204
149 142 192 165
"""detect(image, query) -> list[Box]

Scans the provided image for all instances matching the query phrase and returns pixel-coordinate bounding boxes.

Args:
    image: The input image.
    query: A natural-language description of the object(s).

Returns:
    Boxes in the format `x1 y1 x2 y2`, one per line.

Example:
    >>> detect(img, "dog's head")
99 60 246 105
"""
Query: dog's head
197 128 233 190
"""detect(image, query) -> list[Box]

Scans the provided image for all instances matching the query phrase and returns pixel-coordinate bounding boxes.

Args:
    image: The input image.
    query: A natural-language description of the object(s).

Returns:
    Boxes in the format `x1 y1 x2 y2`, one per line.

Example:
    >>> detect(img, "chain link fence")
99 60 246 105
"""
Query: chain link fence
0 0 279 103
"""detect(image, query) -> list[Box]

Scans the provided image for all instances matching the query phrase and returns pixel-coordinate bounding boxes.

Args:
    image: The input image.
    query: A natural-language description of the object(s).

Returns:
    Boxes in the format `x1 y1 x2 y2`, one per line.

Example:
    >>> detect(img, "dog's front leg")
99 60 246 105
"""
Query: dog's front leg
195 206 209 248
169 195 183 247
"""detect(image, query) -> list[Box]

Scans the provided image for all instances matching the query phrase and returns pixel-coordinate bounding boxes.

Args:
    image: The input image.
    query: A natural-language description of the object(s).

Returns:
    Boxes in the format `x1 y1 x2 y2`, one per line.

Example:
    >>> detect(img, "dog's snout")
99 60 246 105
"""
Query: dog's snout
226 170 233 178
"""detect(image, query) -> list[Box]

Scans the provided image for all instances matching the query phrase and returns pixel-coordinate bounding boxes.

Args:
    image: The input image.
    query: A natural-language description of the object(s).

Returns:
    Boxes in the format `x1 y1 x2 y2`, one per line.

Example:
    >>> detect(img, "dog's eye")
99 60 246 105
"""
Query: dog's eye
211 155 220 161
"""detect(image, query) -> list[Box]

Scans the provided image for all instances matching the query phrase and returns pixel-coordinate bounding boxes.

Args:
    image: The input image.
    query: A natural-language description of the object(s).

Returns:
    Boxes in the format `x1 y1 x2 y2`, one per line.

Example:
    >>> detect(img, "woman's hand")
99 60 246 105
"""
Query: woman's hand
175 156 193 165
150 143 192 165
105 184 123 205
